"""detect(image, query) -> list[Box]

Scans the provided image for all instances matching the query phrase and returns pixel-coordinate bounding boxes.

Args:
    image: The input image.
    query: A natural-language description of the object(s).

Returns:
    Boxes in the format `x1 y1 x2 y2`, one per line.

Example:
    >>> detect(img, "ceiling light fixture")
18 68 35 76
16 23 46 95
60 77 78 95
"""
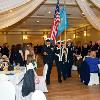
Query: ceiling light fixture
43 34 47 39
82 12 84 15
23 35 28 40
84 31 87 37
48 11 51 14
36 21 39 23
9 10 13 13
73 34 76 39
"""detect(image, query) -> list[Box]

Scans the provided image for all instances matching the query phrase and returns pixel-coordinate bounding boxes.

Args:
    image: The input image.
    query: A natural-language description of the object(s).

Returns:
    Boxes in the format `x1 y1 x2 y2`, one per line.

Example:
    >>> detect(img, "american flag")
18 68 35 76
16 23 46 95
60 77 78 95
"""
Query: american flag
50 0 60 43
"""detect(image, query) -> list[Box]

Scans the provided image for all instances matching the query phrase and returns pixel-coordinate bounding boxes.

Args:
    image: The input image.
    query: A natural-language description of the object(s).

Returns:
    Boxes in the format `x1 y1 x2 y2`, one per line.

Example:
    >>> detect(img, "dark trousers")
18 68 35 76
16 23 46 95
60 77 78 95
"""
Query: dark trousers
80 72 90 85
46 62 53 84
66 62 73 77
62 62 67 80
55 61 63 82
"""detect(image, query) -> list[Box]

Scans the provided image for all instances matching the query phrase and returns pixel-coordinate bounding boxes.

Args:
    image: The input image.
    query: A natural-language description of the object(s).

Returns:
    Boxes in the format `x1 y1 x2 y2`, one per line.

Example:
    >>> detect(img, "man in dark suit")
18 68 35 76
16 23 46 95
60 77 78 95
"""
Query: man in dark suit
42 38 55 85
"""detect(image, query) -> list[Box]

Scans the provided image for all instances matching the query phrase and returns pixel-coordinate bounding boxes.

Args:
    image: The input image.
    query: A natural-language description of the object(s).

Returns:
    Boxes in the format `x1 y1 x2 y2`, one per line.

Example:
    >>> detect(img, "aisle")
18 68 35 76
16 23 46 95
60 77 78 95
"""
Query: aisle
37 66 100 100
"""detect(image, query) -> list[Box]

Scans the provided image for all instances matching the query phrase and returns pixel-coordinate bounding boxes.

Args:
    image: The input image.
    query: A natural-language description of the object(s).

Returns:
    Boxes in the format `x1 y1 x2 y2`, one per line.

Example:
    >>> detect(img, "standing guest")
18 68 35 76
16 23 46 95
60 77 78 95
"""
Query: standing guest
2 43 9 57
97 41 100 59
75 43 81 55
91 41 98 51
81 43 88 58
87 41 92 50
28 44 36 61
24 43 36 66
0 46 3 56
9 45 23 66
74 43 81 67
16 44 24 60
42 38 54 85
66 39 75 78
25 45 30 62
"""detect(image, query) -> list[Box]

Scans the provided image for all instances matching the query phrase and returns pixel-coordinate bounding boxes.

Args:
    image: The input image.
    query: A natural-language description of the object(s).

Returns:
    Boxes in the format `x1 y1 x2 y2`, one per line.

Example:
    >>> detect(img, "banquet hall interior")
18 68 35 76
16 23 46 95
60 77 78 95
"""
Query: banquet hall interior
0 0 100 100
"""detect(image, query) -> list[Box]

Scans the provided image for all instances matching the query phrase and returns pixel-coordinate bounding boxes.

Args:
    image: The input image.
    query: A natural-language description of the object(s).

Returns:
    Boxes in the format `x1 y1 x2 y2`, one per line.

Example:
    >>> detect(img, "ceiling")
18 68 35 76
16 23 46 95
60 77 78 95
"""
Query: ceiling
4 0 100 33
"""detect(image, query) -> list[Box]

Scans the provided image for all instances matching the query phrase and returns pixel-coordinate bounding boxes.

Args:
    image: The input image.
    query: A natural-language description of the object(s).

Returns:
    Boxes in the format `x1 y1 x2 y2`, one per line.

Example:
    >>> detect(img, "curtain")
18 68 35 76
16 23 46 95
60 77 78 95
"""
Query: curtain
0 0 45 29
0 0 31 13
90 0 100 8
76 0 100 31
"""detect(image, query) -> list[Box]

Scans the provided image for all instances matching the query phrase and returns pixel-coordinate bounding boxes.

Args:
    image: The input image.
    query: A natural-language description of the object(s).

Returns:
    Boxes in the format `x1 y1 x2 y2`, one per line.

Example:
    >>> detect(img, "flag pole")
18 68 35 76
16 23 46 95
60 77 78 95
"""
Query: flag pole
64 0 67 44
60 34 61 41
60 0 62 42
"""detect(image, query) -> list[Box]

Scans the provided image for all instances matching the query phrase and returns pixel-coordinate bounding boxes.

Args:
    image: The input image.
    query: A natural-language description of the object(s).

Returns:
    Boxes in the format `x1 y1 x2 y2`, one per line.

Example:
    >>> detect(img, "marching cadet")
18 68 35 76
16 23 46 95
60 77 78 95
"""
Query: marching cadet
42 38 54 85
66 39 75 78
55 40 64 83
61 40 68 80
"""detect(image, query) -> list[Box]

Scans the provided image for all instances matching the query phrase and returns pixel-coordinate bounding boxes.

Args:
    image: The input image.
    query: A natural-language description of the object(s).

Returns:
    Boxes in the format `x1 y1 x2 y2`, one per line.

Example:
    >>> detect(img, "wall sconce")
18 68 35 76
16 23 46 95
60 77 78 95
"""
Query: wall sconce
43 34 47 39
84 31 87 37
73 34 76 39
23 35 28 40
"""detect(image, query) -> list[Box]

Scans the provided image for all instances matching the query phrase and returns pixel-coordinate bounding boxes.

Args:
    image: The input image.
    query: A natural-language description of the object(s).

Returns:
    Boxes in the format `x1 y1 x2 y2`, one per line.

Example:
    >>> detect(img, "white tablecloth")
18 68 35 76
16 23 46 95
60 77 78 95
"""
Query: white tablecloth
0 67 47 100
0 67 26 100
0 67 26 85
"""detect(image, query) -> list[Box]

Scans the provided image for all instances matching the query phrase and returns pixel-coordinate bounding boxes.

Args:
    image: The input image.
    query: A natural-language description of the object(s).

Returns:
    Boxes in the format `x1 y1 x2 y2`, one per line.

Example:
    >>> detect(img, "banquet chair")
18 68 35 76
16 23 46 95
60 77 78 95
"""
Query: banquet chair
16 64 48 100
0 74 16 100
31 90 47 100
88 64 100 86
35 64 48 92
88 73 99 86
88 63 100 86
17 90 47 100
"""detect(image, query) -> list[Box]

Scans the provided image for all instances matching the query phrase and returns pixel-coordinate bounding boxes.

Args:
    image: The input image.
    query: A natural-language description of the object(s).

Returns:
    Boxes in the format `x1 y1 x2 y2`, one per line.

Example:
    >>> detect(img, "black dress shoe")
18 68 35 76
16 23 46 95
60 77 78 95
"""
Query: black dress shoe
63 77 67 80
46 81 50 85
67 75 71 78
84 82 88 85
58 80 62 83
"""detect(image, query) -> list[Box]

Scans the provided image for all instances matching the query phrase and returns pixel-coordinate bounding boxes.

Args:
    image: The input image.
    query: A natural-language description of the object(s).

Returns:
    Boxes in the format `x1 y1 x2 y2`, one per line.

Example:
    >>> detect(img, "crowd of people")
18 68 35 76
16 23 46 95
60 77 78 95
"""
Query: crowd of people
42 38 100 86
0 43 40 67
0 39 100 86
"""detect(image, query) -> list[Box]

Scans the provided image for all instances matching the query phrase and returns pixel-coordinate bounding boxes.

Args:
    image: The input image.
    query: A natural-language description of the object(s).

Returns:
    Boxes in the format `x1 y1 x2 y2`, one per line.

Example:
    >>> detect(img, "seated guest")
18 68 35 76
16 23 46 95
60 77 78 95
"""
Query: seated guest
2 43 9 57
22 67 35 98
22 54 37 98
26 54 37 72
26 54 48 92
85 51 100 86
80 60 90 85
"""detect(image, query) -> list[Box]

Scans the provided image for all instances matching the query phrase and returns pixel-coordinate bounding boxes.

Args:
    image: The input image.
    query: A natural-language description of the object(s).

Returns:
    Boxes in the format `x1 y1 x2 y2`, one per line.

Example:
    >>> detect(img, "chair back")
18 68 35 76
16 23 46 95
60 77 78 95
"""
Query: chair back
42 64 48 80
31 90 47 100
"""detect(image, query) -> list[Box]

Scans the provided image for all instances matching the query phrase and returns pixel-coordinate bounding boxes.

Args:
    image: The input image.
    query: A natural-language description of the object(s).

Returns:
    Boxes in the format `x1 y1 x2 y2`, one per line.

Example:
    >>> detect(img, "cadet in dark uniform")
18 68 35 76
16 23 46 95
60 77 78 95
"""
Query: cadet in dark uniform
55 40 64 83
61 40 68 80
66 39 75 77
42 38 54 85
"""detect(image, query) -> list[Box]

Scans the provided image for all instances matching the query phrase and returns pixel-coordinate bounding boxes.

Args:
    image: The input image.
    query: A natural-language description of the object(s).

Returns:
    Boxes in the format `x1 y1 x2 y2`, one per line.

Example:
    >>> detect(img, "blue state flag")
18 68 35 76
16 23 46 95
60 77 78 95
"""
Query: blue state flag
57 7 69 37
